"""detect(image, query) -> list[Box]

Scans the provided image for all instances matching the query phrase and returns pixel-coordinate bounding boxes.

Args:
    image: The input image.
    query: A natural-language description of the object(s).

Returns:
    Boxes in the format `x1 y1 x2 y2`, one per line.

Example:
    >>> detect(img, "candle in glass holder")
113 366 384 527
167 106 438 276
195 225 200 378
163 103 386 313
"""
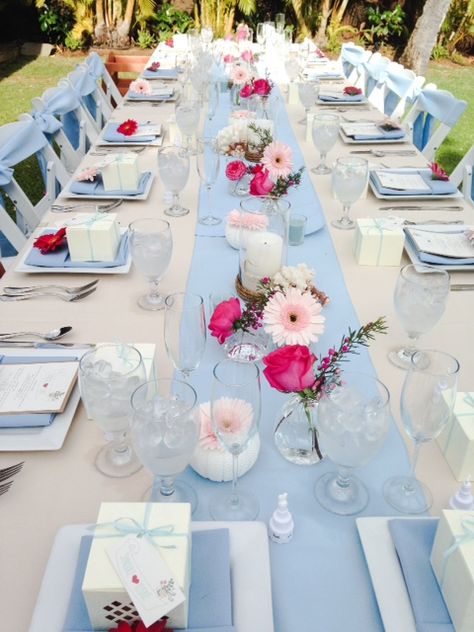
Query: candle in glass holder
243 231 283 291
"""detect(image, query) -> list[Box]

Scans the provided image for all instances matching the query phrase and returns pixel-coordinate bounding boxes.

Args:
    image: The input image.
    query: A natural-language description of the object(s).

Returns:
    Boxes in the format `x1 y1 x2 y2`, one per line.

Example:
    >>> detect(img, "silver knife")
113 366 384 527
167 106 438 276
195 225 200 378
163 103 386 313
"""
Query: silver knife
0 342 94 349
451 285 474 291
379 205 464 212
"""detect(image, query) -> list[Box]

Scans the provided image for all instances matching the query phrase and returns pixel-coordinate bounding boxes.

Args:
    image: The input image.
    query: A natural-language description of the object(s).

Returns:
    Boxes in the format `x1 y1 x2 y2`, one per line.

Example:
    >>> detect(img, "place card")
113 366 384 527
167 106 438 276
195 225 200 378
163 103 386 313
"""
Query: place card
406 227 474 259
375 171 431 192
134 124 162 138
0 361 78 415
342 123 380 137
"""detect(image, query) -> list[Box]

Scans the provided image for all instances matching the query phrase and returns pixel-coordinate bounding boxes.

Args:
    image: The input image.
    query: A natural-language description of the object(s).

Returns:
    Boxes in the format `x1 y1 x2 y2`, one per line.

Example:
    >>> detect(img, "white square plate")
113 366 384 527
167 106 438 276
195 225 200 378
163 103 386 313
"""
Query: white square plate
340 129 409 145
61 172 155 201
15 228 132 275
0 347 87 451
404 224 474 271
369 173 463 201
317 96 368 106
29 521 274 632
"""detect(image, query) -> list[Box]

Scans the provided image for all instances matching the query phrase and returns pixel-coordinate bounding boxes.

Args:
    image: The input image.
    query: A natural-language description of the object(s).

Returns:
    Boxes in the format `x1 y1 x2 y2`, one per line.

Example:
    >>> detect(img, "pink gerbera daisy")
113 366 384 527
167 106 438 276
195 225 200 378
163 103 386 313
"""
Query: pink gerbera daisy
129 78 152 95
261 141 293 180
212 397 253 440
263 288 325 346
230 65 250 85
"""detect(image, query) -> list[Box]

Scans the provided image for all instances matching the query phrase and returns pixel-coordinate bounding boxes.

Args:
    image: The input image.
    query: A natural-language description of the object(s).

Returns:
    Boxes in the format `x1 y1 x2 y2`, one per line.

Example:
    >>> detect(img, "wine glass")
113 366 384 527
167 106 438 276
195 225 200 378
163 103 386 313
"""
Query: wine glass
201 26 213 48
164 292 207 379
331 156 368 230
388 264 450 369
383 350 459 514
275 13 285 34
311 112 340 174
196 137 221 226
314 372 390 515
130 377 200 511
209 361 261 520
256 23 266 47
206 81 220 121
79 344 146 478
175 99 201 154
298 79 319 124
129 218 172 311
285 55 300 84
157 145 190 217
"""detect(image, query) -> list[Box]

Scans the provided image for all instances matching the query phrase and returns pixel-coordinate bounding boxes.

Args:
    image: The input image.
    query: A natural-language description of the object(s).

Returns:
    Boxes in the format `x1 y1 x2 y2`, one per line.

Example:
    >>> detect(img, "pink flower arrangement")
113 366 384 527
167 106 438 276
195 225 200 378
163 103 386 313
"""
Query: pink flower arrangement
263 345 317 392
223 54 235 64
209 298 243 343
343 86 362 96
226 160 248 181
230 64 251 85
235 23 251 41
249 165 275 196
241 50 254 63
129 78 152 95
212 397 253 437
76 167 98 182
239 77 273 99
239 83 254 99
261 141 293 180
227 210 269 230
430 162 449 181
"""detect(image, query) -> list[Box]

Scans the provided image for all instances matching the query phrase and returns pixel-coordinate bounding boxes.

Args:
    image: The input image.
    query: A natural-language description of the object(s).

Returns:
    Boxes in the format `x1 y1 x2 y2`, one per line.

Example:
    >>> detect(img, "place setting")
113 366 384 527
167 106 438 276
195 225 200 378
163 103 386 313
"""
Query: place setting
125 78 177 103
98 118 165 147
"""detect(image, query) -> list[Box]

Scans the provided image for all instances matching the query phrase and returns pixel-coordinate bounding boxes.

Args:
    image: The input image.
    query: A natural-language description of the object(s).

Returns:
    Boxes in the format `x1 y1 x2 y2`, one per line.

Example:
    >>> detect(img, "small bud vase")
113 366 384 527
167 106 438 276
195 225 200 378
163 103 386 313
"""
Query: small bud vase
225 329 268 363
274 396 325 465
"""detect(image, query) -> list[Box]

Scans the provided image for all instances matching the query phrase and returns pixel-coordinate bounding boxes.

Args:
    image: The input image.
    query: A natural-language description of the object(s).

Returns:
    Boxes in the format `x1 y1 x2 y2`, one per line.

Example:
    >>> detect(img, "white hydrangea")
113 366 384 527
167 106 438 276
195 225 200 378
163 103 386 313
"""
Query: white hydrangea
273 263 315 292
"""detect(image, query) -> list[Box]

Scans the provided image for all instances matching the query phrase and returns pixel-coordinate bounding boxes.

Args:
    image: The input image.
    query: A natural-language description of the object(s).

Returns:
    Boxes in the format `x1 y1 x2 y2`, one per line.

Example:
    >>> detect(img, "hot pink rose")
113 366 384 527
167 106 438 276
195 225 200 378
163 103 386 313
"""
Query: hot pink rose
249 168 274 196
209 298 242 344
223 54 235 63
263 345 317 393
239 83 254 99
241 50 254 62
226 160 248 181
343 86 362 96
253 78 272 96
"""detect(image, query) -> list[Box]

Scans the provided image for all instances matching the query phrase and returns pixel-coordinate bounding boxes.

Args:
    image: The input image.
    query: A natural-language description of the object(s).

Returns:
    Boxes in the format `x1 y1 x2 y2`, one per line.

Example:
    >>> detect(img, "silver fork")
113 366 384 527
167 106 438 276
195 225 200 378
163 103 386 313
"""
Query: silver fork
0 462 24 483
0 481 13 497
3 280 99 295
51 200 123 213
89 147 147 156
0 287 97 302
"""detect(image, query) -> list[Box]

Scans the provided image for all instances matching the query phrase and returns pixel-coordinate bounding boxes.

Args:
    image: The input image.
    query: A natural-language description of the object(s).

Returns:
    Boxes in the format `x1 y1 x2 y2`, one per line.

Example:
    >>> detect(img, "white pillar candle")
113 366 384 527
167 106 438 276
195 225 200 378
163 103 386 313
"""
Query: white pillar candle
243 231 283 291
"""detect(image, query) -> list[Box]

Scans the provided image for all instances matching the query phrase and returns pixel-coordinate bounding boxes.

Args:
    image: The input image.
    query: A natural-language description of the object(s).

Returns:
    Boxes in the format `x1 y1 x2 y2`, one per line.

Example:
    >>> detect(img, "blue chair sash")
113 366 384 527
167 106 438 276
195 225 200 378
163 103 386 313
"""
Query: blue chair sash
412 89 467 150
0 119 47 186
32 85 81 135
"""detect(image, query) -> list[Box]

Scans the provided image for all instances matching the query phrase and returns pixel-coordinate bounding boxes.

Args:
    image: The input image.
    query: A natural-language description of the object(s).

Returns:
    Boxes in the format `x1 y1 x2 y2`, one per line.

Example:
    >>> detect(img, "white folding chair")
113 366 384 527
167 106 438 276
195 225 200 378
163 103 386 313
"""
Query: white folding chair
363 53 391 113
85 52 122 112
382 63 425 120
339 43 372 87
403 88 468 162
450 144 474 206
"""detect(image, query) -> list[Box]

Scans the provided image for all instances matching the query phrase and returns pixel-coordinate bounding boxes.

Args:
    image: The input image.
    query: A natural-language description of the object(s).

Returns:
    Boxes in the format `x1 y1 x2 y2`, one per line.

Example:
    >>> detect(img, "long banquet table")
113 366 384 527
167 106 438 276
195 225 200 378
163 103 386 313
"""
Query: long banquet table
1 52 474 632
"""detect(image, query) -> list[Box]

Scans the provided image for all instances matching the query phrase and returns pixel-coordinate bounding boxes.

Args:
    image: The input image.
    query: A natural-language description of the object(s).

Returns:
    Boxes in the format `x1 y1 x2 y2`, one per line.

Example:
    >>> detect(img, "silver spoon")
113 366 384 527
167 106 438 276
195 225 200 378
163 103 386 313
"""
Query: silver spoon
0 326 72 341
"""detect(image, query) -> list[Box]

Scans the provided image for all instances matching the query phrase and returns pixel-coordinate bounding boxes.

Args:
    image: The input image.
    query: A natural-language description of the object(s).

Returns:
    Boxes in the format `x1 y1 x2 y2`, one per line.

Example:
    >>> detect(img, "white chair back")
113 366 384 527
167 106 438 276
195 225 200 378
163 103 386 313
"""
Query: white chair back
450 143 474 206
382 63 424 120
339 43 371 87
363 53 391 112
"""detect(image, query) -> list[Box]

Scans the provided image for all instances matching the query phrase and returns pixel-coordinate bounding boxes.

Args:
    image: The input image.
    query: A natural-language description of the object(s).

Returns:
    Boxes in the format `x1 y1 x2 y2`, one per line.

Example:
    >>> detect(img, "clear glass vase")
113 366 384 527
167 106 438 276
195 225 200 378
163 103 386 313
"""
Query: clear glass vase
225 329 268 363
274 396 324 465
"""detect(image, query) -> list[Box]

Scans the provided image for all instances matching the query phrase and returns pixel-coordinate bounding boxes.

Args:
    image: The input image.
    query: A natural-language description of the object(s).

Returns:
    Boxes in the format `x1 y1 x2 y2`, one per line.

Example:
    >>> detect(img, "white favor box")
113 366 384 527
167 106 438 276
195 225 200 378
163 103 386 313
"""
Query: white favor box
82 502 191 630
101 153 140 192
431 510 474 632
436 392 474 481
66 213 121 262
353 218 405 266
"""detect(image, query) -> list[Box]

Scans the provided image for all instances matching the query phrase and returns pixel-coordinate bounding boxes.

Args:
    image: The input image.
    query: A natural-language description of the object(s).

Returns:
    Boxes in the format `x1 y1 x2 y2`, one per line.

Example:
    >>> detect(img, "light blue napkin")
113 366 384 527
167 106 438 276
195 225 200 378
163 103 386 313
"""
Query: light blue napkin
63 529 234 632
0 355 77 428
142 68 179 80
305 70 343 79
370 170 458 196
404 229 474 266
319 93 364 102
346 125 406 141
69 172 151 197
127 91 174 101
103 123 157 143
25 232 129 268
389 519 454 632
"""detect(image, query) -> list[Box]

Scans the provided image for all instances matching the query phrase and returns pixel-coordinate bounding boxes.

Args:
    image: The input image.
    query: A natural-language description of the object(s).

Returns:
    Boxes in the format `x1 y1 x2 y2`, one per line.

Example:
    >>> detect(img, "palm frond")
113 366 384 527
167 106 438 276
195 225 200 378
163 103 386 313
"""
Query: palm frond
137 0 156 17
238 0 255 16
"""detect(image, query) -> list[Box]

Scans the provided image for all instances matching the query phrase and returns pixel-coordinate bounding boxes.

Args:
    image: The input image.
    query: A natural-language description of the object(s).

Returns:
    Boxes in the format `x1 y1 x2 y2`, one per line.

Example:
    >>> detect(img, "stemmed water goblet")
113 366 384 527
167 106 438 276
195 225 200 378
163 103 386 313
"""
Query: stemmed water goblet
175 99 201 154
275 13 286 34
285 55 300 85
256 23 266 47
314 372 390 515
129 218 172 311
311 112 340 174
206 81 220 121
130 378 200 511
157 145 190 217
383 350 459 513
196 137 221 226
331 156 368 229
209 361 261 520
79 344 146 478
388 264 450 369
298 79 319 124
201 26 213 48
164 292 207 379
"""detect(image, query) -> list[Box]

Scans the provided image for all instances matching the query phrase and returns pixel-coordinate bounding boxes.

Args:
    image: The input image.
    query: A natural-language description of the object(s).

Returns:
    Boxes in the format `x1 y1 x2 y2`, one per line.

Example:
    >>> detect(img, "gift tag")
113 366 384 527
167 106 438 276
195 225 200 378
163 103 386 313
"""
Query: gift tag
107 534 185 627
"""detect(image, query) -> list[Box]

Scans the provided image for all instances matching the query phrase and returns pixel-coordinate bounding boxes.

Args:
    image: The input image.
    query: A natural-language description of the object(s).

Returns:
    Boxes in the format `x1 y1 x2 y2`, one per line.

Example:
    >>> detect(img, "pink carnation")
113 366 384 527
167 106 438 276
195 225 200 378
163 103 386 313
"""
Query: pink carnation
129 78 152 95
226 160 248 181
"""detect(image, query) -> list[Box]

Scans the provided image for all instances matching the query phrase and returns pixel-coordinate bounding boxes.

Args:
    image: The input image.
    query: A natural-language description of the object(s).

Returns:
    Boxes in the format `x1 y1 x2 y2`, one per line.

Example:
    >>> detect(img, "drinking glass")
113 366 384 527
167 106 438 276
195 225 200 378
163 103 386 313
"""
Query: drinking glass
314 372 390 515
206 81 220 121
331 156 368 229
388 264 450 369
298 79 319 124
256 23 266 47
275 13 285 34
79 344 146 478
129 218 172 310
175 99 201 154
311 113 340 174
201 26 213 47
164 292 207 379
285 55 300 84
130 378 200 511
196 137 221 226
157 145 190 217
383 350 459 513
209 361 261 520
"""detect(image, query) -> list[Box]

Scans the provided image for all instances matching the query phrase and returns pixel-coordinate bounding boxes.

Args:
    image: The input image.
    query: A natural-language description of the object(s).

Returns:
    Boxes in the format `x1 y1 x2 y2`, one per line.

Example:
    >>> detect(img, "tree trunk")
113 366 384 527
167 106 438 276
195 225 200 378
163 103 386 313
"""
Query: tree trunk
290 0 311 40
399 0 453 75
95 0 106 40
316 0 332 45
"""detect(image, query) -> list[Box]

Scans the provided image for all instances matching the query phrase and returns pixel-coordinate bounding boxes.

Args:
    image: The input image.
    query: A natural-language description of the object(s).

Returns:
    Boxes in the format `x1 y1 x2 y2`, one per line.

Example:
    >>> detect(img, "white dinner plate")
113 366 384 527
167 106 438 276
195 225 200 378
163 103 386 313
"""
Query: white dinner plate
356 516 432 632
97 136 164 147
29 521 274 632
369 179 463 201
339 129 410 145
61 172 155 201
0 347 87 451
404 225 474 271
15 228 132 275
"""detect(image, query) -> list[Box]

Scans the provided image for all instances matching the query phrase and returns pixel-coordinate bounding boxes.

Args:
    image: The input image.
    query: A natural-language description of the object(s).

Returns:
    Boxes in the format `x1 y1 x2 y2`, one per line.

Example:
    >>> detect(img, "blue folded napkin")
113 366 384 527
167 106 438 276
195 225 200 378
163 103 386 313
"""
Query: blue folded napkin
346 125 406 141
127 91 174 101
69 172 151 197
63 529 234 632
404 229 474 266
0 355 77 428
305 70 342 78
319 93 364 102
103 123 157 144
142 68 179 80
370 170 458 197
25 232 129 268
389 519 454 632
